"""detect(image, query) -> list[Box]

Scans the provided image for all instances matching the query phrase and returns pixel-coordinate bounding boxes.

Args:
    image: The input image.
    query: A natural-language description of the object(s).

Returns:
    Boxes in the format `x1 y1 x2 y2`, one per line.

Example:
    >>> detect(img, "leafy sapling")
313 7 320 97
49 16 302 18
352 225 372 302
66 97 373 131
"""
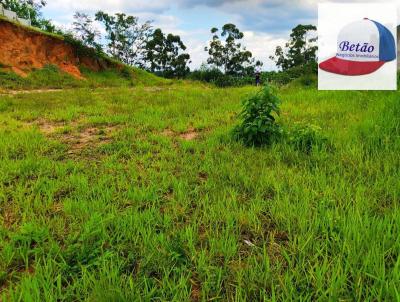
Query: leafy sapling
234 85 283 146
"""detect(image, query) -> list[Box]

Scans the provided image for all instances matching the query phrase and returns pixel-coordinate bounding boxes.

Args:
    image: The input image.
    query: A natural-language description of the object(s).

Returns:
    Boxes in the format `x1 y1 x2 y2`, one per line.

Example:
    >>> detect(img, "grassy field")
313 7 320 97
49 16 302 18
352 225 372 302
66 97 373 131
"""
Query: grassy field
0 80 399 301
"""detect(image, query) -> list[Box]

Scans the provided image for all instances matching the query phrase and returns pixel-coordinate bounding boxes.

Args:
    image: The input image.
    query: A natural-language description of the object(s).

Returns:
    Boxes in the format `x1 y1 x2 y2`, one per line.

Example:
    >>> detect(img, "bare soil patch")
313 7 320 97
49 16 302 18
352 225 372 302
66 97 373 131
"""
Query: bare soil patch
190 276 201 302
1 205 18 229
35 119 65 135
28 119 119 155
162 129 175 137
162 127 200 141
0 88 64 95
63 126 116 155
180 128 199 140
0 87 172 96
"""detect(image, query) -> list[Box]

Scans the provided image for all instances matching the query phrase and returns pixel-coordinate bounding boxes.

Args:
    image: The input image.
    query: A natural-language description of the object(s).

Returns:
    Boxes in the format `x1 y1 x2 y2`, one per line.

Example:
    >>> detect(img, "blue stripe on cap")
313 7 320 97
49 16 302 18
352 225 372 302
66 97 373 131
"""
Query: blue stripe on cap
371 20 396 62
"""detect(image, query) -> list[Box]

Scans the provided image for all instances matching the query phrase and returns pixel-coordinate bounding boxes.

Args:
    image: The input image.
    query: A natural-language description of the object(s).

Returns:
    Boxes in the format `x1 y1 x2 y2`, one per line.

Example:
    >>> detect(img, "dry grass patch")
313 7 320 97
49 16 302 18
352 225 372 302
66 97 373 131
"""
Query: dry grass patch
1 205 18 230
32 119 65 135
162 129 175 138
62 126 119 156
189 274 201 302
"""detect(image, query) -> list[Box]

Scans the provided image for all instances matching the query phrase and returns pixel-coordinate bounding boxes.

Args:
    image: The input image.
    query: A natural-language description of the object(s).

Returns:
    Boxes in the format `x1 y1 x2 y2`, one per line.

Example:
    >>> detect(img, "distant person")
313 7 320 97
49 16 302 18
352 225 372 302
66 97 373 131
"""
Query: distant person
255 66 262 86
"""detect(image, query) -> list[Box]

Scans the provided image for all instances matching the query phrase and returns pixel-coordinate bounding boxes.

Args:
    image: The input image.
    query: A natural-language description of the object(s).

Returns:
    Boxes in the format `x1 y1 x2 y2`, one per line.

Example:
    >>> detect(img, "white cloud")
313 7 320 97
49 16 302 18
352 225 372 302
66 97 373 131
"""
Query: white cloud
242 31 286 71
44 0 171 15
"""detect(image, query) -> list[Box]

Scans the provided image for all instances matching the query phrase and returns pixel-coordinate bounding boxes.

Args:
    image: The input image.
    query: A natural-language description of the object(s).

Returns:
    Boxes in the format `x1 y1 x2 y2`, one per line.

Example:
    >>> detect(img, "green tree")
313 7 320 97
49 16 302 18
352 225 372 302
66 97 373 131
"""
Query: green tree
0 0 56 31
270 24 317 71
205 23 260 76
72 12 102 51
95 11 152 66
145 28 191 78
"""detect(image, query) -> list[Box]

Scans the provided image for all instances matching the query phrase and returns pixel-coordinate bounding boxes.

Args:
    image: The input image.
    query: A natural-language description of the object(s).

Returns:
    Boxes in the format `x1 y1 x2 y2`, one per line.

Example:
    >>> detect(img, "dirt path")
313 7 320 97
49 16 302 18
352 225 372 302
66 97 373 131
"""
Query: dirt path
0 86 173 96
0 88 65 95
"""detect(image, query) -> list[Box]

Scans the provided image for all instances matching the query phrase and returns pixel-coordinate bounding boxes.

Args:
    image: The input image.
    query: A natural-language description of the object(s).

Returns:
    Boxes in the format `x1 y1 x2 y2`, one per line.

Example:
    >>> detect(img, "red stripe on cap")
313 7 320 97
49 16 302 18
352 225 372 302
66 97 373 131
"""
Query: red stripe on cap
319 57 385 75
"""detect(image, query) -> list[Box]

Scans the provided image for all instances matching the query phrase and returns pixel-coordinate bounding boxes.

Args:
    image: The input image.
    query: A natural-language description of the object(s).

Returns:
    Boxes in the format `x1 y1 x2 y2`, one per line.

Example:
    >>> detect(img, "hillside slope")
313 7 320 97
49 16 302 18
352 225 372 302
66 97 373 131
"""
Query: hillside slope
0 18 119 78
0 17 167 89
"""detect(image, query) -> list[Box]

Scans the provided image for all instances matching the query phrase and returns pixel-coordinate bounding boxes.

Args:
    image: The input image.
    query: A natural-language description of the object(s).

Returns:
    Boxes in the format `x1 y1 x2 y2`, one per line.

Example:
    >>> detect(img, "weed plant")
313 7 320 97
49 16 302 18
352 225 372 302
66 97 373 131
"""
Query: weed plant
234 85 283 146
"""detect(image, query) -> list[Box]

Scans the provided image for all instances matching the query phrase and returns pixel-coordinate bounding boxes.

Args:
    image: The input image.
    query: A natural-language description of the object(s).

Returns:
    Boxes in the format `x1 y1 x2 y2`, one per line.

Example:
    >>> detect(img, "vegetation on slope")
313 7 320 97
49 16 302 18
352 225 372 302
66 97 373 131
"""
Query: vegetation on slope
0 65 170 91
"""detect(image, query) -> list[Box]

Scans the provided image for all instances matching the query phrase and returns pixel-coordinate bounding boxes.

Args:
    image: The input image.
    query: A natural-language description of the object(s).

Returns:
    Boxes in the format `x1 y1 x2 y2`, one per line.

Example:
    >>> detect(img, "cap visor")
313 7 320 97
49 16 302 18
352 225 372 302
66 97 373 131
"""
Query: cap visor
319 57 385 76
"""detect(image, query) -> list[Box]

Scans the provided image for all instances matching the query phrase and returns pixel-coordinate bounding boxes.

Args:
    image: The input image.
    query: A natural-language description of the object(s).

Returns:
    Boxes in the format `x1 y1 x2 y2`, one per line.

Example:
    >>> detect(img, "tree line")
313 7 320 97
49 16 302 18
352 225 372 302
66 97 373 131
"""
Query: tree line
70 12 270 79
1 0 318 81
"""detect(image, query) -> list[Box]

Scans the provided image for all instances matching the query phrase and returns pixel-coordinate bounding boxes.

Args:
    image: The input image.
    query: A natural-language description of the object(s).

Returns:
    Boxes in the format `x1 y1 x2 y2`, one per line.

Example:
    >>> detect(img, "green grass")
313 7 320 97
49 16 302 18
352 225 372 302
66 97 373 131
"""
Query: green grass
0 82 399 301
0 65 169 91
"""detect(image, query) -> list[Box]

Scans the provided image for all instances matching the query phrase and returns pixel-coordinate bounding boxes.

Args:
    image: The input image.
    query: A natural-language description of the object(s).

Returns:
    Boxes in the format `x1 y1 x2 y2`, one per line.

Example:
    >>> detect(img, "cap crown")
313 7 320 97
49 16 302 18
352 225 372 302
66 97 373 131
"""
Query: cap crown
335 19 396 63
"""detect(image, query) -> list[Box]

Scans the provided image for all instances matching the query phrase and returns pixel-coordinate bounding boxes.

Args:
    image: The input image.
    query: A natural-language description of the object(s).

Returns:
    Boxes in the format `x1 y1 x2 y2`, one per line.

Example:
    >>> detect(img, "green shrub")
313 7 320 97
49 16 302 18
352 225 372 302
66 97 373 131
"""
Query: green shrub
62 33 103 59
234 85 283 146
289 74 317 88
262 71 292 86
28 65 81 88
188 68 254 87
120 66 134 80
287 123 328 153
0 70 26 89
212 75 251 87
263 62 318 86
299 74 317 87
188 67 224 83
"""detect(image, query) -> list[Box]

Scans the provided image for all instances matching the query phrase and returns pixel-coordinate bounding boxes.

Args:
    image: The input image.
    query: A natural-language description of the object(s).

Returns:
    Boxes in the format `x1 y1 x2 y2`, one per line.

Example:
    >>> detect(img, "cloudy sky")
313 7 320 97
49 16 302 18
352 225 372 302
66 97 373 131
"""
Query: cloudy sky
42 0 399 70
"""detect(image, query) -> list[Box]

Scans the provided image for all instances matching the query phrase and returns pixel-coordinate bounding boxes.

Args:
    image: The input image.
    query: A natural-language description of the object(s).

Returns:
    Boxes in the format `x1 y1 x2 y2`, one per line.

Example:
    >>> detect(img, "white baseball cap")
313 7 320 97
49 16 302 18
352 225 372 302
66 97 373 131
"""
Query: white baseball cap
319 18 396 75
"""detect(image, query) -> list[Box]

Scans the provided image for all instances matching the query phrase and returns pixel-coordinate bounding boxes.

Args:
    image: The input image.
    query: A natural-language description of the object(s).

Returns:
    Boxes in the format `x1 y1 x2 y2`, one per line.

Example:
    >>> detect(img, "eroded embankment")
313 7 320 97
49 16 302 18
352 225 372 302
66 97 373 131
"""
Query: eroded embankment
0 18 120 78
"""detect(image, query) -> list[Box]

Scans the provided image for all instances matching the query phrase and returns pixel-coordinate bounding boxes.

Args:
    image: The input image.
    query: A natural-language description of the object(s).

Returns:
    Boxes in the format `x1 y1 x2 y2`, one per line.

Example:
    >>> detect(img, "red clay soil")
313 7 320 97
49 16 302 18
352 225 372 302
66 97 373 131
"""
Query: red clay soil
0 19 120 78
